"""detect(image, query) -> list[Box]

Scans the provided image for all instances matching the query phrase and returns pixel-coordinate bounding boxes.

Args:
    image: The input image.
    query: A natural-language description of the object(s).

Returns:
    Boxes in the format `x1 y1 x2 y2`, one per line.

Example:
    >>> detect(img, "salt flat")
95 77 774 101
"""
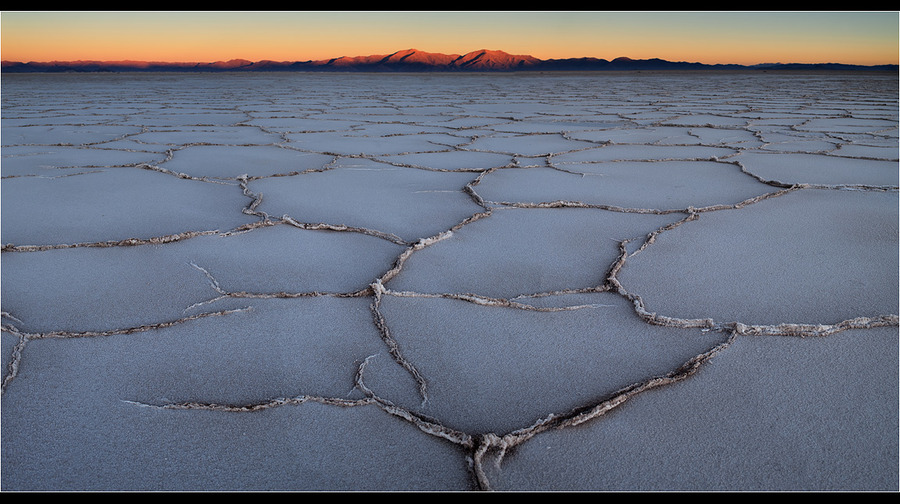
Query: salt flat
1 71 897 491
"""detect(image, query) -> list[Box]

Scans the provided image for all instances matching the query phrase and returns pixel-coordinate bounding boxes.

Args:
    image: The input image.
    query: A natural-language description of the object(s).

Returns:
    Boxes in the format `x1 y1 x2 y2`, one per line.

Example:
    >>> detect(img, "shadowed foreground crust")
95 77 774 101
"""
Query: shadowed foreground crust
1 72 897 491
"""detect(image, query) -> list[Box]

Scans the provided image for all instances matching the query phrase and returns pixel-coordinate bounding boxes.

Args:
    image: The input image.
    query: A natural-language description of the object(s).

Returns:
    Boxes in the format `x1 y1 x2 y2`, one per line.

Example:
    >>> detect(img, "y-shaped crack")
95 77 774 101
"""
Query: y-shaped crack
2 72 896 492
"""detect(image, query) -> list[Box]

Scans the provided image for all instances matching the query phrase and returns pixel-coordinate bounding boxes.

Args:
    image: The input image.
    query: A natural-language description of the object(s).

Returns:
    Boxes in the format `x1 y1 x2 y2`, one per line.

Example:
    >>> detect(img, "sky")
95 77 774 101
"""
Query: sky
1 11 898 66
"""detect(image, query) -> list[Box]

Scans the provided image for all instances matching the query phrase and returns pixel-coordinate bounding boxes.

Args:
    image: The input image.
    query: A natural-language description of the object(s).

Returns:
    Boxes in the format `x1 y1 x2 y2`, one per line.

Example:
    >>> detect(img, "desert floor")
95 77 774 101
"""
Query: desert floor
1 71 897 491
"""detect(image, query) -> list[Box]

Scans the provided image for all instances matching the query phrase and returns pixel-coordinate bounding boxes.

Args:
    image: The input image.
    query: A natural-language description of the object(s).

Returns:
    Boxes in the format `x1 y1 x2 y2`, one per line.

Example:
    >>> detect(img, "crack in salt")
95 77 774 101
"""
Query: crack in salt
0 307 251 395
2 72 897 491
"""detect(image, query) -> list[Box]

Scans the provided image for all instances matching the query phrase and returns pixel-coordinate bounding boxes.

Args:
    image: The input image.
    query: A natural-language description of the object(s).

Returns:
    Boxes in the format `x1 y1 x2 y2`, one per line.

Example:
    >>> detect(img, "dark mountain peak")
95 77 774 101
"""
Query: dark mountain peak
204 59 253 68
455 49 541 69
387 48 459 66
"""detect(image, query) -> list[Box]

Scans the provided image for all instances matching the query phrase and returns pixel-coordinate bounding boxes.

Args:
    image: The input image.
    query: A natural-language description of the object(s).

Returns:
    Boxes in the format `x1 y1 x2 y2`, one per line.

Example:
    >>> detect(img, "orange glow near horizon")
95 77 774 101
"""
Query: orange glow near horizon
2 11 897 67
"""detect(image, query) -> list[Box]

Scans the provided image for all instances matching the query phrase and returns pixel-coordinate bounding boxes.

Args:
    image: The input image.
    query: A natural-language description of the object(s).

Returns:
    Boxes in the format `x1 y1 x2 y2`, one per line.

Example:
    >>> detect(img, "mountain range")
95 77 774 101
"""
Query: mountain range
2 48 896 73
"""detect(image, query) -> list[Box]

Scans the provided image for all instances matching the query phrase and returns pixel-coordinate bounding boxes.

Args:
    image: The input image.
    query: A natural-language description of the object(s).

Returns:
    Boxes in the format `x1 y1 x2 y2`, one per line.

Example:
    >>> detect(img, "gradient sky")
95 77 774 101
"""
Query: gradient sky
2 11 897 66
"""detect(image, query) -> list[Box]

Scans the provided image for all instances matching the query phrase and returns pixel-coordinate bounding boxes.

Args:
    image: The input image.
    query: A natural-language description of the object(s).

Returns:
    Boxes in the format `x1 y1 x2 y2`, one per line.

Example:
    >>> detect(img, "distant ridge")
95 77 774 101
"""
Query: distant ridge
3 48 897 73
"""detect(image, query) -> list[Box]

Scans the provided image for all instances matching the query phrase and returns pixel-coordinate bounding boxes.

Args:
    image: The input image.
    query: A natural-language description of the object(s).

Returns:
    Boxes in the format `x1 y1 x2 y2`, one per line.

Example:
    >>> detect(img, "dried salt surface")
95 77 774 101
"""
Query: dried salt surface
801 116 898 134
132 126 285 146
386 207 684 299
0 246 218 334
760 138 840 153
0 300 469 490
250 159 484 243
659 113 750 128
617 189 899 327
551 144 738 163
684 126 764 148
1 145 168 177
733 151 899 187
123 111 251 128
488 326 898 491
464 133 599 156
1 72 898 492
0 168 257 247
487 118 627 135
0 124 144 146
374 150 515 172
830 143 900 160
161 145 336 179
474 161 776 210
283 130 466 156
0 224 404 334
91 138 176 154
567 126 696 144
243 117 362 132
366 293 727 435
0 168 254 246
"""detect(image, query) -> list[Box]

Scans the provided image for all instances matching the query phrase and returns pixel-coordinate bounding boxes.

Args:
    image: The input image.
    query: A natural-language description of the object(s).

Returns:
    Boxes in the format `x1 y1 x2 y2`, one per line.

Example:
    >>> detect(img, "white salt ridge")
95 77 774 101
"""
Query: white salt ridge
1 71 897 492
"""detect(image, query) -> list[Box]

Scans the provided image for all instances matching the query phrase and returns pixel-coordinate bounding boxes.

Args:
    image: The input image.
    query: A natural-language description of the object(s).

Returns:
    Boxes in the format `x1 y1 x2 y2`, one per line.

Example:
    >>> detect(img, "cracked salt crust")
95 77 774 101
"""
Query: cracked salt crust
617 189 899 326
1 72 897 491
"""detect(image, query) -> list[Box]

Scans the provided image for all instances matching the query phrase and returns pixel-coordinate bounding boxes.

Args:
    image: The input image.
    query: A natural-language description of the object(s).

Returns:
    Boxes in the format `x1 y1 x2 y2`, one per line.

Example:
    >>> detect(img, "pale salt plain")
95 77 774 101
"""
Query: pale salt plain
1 71 897 491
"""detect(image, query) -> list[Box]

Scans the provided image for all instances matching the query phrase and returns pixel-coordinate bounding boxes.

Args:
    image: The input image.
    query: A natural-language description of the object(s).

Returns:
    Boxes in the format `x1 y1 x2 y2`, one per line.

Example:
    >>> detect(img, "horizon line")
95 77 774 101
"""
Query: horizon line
3 47 897 68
